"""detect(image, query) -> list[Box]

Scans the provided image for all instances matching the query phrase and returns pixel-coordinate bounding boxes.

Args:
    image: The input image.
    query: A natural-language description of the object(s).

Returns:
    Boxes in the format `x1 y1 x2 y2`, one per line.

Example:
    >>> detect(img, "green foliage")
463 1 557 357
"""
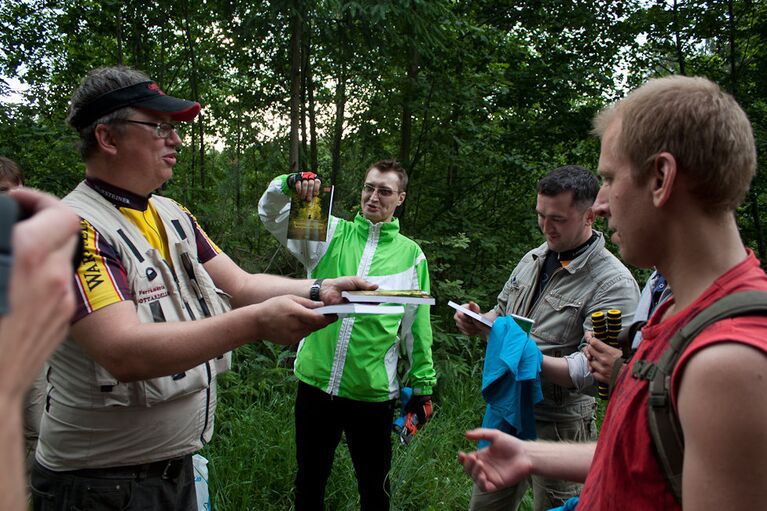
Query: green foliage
3 0 765 260
0 102 82 195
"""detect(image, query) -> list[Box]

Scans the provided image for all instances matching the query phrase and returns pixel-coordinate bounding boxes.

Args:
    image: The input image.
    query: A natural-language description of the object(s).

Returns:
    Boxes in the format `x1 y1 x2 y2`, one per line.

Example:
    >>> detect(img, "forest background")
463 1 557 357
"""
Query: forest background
2 1 766 509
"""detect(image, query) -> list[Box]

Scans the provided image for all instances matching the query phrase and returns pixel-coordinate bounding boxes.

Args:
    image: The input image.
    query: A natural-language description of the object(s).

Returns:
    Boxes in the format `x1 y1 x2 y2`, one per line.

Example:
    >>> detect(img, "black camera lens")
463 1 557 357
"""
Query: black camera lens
0 195 21 315
0 195 83 315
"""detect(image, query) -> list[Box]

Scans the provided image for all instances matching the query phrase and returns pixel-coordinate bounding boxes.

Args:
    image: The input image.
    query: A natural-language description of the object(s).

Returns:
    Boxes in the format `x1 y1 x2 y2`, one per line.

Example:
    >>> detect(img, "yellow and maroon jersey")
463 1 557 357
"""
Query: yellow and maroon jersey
72 178 221 323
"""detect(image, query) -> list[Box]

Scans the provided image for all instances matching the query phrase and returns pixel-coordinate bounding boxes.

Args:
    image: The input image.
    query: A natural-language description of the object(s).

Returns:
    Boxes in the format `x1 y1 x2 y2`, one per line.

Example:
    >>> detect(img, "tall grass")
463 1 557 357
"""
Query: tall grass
203 323 541 510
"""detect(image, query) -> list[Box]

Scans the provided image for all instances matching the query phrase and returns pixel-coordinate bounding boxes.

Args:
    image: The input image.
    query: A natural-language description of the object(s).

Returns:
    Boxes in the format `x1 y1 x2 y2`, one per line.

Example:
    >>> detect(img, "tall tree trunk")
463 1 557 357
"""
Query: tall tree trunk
305 25 318 173
399 43 419 168
330 60 346 187
198 120 206 188
726 0 737 95
116 4 123 64
131 4 145 70
289 0 303 172
300 32 309 169
158 19 166 90
308 66 318 173
398 38 420 224
182 1 203 187
445 91 463 212
235 104 242 216
672 0 686 75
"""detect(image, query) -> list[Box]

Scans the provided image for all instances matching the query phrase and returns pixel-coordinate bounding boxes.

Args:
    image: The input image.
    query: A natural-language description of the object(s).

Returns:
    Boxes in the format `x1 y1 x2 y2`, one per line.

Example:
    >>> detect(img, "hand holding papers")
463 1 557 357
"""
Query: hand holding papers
448 301 534 334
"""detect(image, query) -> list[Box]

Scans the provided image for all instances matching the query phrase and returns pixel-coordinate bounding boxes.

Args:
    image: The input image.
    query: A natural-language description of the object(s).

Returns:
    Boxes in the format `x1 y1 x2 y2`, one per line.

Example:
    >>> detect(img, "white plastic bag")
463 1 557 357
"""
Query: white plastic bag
193 454 212 511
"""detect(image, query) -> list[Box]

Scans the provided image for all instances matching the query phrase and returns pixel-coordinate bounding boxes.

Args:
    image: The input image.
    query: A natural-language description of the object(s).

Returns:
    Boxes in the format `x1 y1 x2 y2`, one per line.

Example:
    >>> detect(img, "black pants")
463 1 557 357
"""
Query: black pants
30 455 196 511
294 381 396 511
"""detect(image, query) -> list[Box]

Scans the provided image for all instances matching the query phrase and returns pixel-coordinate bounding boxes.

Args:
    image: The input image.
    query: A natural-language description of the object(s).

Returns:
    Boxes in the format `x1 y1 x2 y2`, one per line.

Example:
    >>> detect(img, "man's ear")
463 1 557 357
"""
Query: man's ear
584 206 596 227
652 152 677 208
397 191 406 207
94 124 119 156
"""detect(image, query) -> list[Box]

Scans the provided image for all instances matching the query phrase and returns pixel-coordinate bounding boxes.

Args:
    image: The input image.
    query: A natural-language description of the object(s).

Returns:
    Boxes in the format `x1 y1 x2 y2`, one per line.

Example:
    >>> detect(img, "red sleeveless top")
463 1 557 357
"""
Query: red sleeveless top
578 251 767 510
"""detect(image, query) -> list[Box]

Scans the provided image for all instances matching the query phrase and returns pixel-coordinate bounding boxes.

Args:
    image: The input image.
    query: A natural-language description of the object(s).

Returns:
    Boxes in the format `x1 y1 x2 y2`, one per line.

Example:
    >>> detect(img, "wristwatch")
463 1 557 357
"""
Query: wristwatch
310 279 324 301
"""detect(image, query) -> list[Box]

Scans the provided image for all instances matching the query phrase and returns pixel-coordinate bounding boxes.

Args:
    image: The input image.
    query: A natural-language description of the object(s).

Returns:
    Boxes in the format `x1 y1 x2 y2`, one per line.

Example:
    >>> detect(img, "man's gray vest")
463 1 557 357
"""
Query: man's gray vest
38 182 231 469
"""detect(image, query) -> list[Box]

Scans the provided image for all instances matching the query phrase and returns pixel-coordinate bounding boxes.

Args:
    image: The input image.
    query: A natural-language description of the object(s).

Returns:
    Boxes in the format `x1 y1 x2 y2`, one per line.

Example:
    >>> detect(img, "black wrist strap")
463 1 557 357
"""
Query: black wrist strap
310 278 324 301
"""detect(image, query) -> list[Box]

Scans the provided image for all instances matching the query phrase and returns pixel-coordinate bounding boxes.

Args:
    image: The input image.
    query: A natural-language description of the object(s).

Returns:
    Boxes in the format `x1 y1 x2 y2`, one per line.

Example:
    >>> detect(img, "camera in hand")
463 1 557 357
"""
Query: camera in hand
0 194 83 315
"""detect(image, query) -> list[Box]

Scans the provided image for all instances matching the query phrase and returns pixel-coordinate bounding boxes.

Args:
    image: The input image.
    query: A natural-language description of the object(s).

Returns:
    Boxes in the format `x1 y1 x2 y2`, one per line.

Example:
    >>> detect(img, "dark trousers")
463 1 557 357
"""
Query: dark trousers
294 381 396 511
30 455 196 511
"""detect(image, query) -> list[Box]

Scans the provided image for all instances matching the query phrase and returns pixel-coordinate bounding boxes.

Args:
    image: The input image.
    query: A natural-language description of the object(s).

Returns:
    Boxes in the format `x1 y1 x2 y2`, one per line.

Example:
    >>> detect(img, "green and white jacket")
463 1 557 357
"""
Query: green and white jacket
258 175 436 401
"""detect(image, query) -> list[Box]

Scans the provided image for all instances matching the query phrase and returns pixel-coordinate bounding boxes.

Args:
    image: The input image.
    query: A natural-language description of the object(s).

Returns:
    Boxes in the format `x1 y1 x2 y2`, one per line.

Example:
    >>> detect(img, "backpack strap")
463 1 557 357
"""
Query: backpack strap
605 320 646 399
641 290 767 502
606 355 626 400
618 320 645 359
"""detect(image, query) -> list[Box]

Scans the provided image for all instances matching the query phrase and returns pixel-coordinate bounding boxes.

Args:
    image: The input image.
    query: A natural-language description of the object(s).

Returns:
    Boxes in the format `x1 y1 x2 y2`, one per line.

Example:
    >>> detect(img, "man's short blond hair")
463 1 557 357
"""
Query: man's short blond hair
593 75 756 213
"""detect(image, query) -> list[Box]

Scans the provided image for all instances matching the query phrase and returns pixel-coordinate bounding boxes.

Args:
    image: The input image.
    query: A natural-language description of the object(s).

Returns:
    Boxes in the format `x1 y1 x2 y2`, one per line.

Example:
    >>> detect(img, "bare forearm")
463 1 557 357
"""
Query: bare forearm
460 429 594 493
73 303 266 381
540 355 575 388
231 273 311 307
525 440 596 483
72 295 335 382
0 399 26 511
203 253 313 308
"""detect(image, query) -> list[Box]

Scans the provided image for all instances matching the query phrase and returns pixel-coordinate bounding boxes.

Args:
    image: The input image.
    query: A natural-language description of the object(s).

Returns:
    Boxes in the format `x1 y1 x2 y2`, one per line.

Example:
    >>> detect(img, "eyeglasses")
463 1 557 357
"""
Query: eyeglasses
120 120 178 139
362 183 400 198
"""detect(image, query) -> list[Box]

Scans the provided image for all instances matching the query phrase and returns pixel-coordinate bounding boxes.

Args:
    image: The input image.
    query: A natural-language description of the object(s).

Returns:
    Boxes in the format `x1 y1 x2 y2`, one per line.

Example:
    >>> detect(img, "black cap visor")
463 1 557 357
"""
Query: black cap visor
70 81 200 130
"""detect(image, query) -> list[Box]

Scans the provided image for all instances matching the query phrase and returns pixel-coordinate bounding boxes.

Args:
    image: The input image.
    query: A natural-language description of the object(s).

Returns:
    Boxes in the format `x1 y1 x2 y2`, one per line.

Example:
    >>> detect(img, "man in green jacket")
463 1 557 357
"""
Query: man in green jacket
259 160 436 511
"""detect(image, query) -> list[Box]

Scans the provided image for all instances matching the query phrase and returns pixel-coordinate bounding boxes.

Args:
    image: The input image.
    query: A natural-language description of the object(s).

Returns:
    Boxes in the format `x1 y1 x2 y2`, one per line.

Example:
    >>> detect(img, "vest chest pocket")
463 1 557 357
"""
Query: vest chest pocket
502 277 530 316
143 366 210 406
93 363 133 407
211 351 232 375
535 292 583 346
92 362 210 407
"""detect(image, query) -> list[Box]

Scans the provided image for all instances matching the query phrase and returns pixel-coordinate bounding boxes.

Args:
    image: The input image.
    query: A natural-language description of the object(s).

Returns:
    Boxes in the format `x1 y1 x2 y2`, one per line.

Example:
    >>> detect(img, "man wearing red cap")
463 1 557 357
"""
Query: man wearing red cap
29 66 374 511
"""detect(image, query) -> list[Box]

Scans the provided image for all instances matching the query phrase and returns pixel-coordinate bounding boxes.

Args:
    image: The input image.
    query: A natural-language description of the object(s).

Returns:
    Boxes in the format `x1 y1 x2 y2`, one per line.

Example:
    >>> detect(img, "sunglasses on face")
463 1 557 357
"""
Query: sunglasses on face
362 183 399 198
119 119 179 139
